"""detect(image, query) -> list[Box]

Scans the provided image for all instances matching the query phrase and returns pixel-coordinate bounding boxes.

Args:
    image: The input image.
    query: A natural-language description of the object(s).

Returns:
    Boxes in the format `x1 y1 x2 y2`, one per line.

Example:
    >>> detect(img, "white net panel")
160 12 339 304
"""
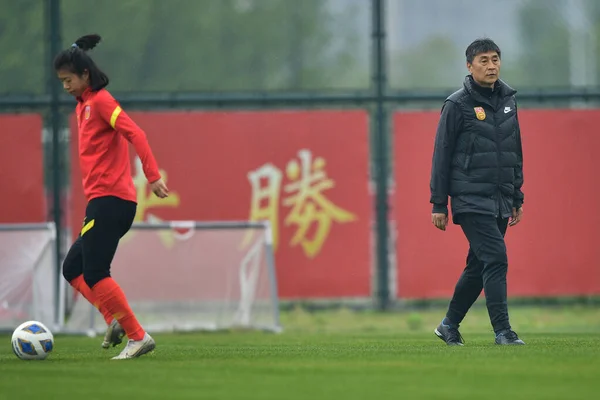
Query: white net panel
61 221 280 335
0 223 57 333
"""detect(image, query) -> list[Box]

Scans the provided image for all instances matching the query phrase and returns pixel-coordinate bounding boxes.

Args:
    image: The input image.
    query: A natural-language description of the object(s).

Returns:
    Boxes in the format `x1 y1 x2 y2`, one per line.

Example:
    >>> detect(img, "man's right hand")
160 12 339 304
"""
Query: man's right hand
432 213 449 231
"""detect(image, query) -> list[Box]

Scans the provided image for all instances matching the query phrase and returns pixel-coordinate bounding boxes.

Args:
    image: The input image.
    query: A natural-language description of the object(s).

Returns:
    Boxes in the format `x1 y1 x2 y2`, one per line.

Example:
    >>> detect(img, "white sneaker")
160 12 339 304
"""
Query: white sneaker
111 333 155 360
102 320 125 349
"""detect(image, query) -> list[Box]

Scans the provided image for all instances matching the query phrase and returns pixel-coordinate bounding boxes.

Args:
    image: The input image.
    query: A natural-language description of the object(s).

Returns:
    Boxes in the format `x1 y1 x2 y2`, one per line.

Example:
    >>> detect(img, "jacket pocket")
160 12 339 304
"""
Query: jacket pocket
463 134 477 171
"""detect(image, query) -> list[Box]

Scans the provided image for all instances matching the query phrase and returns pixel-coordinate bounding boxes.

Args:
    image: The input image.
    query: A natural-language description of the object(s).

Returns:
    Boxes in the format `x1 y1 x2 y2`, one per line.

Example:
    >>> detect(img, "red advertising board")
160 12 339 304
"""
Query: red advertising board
70 110 372 299
394 109 600 298
0 114 45 223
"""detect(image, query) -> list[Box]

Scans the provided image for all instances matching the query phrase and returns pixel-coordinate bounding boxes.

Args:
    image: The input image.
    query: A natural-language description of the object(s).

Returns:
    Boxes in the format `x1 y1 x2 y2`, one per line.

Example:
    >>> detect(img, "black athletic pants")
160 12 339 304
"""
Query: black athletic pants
446 213 511 333
62 196 136 289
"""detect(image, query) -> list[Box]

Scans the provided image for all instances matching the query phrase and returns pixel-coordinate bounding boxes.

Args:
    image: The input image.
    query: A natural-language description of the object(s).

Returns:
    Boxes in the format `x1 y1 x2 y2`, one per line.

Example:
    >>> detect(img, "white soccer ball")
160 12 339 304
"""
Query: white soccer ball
11 320 54 360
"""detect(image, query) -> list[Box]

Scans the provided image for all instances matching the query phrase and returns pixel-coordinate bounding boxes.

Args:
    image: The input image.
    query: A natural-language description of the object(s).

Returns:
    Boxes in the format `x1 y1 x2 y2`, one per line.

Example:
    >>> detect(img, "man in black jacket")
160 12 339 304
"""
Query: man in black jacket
429 38 525 346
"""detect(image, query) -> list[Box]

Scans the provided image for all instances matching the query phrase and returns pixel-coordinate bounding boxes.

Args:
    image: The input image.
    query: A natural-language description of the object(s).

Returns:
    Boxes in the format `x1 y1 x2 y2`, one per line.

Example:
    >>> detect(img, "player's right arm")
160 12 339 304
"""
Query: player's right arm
430 101 462 219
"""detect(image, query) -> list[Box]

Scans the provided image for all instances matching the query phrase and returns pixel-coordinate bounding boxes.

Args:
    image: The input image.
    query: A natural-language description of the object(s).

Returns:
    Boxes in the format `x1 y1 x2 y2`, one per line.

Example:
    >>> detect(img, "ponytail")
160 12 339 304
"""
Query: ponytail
71 34 102 51
54 34 109 91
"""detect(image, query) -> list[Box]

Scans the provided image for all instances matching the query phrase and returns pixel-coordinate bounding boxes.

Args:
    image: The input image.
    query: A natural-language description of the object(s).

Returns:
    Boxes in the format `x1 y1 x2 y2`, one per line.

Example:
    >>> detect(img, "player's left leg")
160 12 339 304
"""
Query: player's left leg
491 216 525 345
81 196 155 359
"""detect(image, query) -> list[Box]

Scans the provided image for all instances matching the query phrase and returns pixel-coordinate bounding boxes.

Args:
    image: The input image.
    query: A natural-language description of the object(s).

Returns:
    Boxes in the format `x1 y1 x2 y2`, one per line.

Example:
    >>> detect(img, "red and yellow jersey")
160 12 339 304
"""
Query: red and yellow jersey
75 88 161 203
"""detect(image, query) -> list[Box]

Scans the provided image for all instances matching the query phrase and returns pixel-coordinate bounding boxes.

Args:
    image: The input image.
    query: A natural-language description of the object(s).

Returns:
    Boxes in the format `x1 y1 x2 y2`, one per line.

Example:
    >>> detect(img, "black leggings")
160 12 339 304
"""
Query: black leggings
62 196 136 289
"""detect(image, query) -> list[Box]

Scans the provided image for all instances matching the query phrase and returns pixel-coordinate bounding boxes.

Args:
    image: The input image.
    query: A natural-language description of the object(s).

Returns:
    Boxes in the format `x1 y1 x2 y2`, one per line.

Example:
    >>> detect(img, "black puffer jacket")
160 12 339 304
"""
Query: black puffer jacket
429 75 524 223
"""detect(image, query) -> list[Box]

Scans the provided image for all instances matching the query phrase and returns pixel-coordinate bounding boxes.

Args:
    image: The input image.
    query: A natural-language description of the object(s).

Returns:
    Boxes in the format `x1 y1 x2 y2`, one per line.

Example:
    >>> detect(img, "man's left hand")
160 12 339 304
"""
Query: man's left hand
509 207 523 227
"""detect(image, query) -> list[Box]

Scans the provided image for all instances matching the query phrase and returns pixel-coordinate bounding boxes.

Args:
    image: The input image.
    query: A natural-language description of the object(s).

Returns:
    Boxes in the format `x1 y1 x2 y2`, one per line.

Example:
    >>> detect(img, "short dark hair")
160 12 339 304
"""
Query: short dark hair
53 34 109 91
465 38 501 64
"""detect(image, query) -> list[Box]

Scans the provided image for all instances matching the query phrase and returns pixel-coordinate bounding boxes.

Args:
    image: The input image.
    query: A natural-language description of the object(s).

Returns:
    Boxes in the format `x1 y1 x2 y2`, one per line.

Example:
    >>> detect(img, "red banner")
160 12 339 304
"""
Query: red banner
70 110 372 299
394 109 600 298
0 114 45 223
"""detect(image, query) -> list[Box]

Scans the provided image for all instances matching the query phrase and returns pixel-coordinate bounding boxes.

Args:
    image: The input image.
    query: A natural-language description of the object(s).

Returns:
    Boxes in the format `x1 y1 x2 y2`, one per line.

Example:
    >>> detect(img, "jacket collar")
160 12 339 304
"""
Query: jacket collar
76 87 94 103
463 75 517 110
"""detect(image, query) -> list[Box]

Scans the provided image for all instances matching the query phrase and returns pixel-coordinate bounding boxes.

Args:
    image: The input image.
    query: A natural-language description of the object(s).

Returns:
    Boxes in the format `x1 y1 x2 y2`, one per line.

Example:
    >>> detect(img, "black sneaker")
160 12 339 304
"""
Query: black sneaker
434 321 464 346
495 329 525 345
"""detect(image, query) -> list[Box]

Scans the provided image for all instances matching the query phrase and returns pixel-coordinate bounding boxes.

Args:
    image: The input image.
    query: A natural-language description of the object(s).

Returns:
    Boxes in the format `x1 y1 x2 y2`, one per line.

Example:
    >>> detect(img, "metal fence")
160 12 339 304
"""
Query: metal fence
1 0 600 309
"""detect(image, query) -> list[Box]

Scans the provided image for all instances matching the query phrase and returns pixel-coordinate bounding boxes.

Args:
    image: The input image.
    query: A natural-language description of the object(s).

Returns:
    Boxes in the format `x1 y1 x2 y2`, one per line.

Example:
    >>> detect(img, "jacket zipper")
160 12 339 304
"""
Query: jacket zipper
493 112 501 217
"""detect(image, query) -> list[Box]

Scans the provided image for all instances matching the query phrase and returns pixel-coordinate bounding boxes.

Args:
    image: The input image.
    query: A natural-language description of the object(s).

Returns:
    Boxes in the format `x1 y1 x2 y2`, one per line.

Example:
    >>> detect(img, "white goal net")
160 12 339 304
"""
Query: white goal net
0 223 58 333
61 221 281 335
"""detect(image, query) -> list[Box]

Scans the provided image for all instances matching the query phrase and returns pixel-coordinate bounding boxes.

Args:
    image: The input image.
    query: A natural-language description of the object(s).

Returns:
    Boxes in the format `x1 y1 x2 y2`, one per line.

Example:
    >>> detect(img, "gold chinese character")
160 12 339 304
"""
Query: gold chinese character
121 157 181 248
283 149 356 258
242 163 282 249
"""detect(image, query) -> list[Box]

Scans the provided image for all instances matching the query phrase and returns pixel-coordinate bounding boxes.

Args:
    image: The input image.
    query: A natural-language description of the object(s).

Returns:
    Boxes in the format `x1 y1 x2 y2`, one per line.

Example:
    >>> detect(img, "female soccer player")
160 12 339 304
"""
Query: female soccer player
55 34 168 359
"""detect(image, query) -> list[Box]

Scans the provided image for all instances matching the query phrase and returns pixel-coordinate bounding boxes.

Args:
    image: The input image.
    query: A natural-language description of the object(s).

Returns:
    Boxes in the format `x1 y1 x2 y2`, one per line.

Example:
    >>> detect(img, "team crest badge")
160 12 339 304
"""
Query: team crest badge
474 107 486 121
84 105 91 120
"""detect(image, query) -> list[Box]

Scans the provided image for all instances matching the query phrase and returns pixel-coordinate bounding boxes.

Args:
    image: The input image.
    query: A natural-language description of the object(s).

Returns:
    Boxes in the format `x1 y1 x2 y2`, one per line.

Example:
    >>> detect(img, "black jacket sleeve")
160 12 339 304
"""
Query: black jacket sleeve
430 100 462 214
513 105 524 209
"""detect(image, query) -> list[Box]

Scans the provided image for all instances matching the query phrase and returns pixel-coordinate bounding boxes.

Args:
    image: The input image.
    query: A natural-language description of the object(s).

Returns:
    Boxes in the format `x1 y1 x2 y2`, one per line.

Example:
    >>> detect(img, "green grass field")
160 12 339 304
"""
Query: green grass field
1 305 599 400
